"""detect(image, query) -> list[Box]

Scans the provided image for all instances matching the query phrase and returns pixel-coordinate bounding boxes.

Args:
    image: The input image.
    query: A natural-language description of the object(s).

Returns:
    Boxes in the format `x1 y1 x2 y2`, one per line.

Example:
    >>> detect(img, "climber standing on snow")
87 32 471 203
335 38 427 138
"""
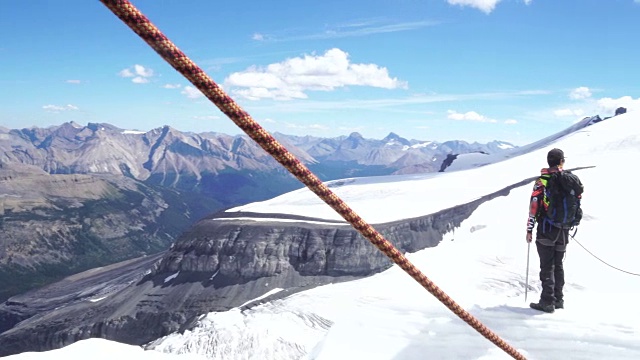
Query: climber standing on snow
526 148 584 313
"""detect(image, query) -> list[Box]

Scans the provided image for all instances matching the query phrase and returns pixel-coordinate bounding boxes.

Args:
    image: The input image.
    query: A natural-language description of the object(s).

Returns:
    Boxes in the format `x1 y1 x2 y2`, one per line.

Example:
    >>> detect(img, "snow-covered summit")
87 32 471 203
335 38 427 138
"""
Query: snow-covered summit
122 129 146 135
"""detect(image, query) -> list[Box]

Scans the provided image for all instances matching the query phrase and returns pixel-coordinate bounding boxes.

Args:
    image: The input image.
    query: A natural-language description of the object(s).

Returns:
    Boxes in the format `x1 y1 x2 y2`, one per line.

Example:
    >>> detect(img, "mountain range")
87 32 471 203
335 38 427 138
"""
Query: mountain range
1 121 515 180
0 122 514 302
0 110 633 359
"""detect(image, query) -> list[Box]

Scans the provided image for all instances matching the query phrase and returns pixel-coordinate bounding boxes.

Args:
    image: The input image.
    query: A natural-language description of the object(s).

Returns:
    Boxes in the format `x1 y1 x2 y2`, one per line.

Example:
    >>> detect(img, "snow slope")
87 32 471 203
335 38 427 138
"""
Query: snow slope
224 114 604 223
7 111 640 359
5 338 205 360
441 115 603 173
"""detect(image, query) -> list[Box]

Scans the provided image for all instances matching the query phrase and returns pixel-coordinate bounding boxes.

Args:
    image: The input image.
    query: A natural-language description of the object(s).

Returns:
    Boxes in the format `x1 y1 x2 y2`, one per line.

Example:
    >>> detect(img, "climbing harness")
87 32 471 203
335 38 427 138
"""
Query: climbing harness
99 1 527 359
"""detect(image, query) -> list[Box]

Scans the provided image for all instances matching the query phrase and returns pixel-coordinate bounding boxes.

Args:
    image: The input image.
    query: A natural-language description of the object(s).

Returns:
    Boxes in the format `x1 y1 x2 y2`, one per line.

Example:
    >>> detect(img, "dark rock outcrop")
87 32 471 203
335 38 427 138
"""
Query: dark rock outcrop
585 115 603 125
0 175 536 357
439 153 459 172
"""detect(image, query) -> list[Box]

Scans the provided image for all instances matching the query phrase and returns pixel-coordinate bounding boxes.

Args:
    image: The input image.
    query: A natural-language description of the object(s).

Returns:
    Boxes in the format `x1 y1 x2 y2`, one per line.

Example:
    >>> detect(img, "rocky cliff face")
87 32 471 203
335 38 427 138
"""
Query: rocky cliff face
0 177 532 357
156 210 457 282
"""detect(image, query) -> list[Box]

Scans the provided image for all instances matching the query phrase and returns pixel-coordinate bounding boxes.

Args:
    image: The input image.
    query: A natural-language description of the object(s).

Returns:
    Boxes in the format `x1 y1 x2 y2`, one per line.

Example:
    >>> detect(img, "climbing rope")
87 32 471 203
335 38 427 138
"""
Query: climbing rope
570 234 640 277
99 1 526 359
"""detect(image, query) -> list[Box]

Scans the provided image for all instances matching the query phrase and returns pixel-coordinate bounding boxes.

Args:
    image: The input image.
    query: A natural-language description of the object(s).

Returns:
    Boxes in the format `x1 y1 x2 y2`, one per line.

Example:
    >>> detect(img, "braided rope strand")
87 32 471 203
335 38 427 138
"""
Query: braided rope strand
99 1 526 359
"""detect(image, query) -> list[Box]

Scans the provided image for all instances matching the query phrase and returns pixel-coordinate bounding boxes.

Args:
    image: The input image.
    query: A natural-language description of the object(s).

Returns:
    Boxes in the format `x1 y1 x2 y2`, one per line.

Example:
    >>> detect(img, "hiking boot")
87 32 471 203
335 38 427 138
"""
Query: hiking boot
554 300 564 309
530 302 555 313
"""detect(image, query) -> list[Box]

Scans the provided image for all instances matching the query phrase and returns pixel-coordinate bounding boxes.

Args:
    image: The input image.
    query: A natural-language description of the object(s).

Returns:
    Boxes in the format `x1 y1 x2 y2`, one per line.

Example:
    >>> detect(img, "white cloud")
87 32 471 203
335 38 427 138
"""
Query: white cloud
569 86 592 100
131 76 149 84
554 108 585 117
225 48 407 100
446 0 531 13
447 110 497 123
119 64 154 83
133 64 153 77
597 96 640 113
66 80 81 84
322 20 437 39
446 0 502 14
43 104 79 112
256 20 437 42
118 68 134 78
163 84 182 89
181 86 205 99
504 119 518 125
233 87 308 101
547 95 635 120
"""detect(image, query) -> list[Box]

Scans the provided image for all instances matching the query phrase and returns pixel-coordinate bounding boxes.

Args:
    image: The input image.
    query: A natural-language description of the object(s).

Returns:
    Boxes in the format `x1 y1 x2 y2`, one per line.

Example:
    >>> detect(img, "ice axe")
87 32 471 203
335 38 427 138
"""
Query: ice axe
525 242 531 302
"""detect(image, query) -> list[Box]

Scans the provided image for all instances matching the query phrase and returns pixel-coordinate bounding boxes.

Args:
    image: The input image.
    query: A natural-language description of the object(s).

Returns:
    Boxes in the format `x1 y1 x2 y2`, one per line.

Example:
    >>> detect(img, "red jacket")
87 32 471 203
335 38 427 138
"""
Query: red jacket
526 167 562 234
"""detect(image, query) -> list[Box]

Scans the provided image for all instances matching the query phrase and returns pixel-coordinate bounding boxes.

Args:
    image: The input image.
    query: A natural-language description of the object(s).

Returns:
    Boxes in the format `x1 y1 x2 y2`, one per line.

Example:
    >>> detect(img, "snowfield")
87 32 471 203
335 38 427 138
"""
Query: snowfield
7 111 640 360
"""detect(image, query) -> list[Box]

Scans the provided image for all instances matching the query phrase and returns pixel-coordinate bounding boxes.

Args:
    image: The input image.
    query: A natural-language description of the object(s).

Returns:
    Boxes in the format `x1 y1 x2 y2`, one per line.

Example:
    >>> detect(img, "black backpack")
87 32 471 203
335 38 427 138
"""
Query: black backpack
543 171 584 229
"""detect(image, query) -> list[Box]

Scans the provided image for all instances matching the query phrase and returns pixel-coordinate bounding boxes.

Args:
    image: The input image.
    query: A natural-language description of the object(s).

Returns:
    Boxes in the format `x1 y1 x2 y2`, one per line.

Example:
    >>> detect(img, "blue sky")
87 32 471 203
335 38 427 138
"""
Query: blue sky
1 0 639 145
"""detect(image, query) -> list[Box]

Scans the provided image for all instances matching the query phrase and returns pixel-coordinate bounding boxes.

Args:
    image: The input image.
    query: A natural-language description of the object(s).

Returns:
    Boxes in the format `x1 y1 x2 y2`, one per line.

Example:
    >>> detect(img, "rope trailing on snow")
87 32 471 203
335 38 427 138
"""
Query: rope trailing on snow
99 1 526 359
570 234 640 276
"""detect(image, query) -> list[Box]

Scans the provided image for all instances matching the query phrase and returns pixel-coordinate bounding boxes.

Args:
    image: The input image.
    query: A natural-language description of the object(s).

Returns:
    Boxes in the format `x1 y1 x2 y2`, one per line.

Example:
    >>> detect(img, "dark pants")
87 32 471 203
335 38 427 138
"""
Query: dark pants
536 241 565 304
